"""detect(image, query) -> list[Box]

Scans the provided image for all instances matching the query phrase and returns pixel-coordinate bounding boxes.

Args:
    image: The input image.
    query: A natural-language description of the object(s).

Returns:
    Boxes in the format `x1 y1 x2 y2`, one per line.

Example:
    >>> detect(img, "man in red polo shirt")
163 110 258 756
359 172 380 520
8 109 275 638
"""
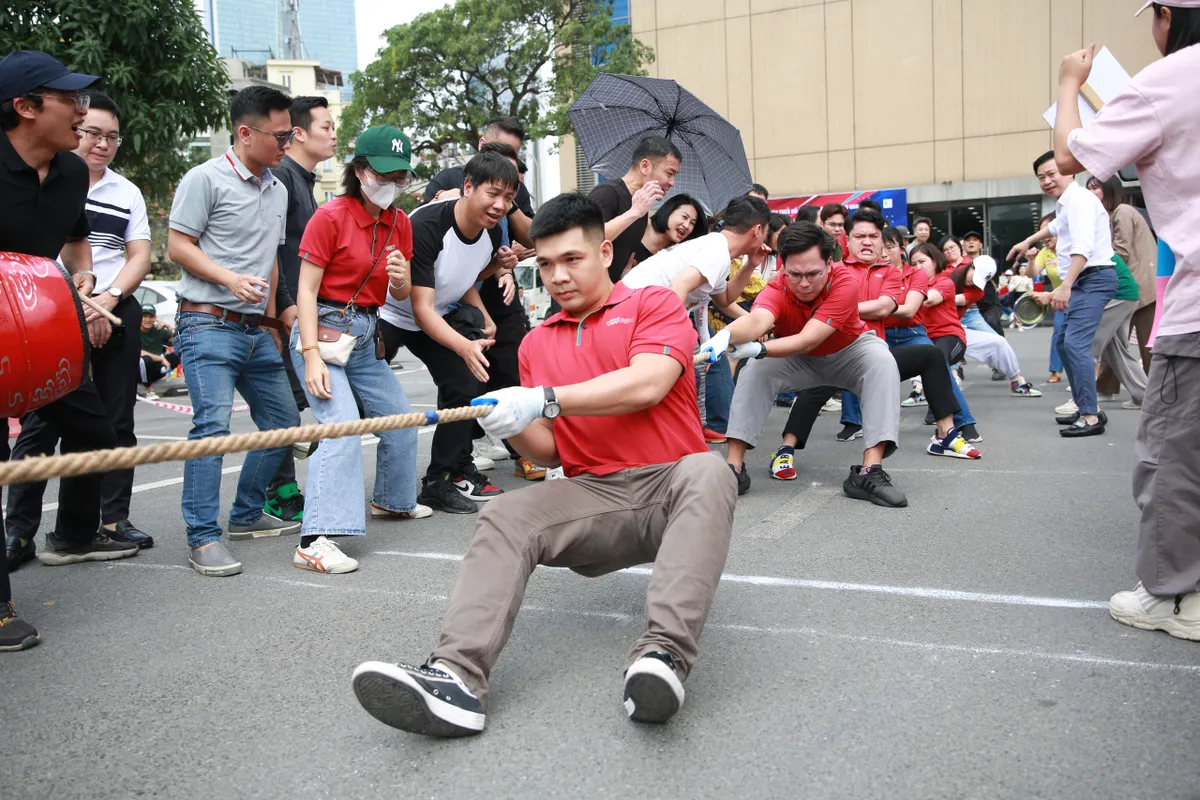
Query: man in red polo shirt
352 193 737 738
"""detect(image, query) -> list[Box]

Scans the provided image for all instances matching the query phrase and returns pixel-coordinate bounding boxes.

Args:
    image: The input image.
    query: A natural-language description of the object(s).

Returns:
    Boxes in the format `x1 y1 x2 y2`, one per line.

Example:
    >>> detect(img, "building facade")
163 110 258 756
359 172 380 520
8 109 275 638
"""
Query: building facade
562 0 1160 257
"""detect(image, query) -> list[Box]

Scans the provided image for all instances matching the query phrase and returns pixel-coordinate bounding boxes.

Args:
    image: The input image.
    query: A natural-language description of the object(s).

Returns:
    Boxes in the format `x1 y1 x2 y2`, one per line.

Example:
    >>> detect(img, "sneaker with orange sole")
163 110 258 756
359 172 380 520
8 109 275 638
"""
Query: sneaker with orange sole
703 428 727 443
513 456 547 481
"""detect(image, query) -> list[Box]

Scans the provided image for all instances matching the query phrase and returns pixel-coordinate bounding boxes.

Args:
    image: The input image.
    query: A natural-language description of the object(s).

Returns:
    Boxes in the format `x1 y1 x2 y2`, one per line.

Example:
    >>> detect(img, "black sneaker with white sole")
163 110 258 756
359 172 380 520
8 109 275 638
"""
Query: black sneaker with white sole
37 532 139 565
843 465 908 508
455 466 503 501
729 463 751 496
960 423 983 443
623 652 684 724
835 423 863 442
352 660 485 737
419 475 478 514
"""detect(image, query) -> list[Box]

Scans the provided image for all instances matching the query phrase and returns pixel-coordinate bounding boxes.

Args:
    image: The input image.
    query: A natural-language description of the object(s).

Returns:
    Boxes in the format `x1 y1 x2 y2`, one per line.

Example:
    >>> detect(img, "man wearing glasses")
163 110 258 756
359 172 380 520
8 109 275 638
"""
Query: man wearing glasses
167 85 301 577
0 50 141 652
6 89 155 574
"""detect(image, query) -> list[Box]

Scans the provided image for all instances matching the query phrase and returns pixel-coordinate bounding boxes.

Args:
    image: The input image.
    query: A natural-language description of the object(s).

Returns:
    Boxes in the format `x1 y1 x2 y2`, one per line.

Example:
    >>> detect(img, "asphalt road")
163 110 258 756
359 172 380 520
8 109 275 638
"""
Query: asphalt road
3 328 1198 800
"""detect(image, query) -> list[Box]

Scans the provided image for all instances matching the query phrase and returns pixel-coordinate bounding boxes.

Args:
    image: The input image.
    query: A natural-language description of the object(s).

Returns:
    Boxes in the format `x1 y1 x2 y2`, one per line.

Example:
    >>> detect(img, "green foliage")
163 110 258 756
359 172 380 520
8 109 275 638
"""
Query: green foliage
0 0 230 204
343 0 652 159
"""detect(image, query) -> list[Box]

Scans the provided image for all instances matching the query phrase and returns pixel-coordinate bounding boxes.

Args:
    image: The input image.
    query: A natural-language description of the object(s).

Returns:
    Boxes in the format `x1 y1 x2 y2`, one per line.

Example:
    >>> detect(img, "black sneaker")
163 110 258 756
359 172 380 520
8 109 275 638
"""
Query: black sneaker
960 424 983 443
37 532 139 566
352 659 485 737
843 465 908 508
5 533 35 572
991 368 1007 381
0 601 41 652
108 520 154 549
835 423 863 442
729 463 751 496
624 652 685 723
264 481 305 522
924 409 936 426
455 466 504 501
419 475 479 514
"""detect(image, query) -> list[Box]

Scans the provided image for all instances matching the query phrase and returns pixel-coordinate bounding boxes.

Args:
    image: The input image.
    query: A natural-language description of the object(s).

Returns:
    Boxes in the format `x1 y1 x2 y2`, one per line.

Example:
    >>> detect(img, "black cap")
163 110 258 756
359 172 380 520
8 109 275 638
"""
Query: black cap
0 50 98 104
962 230 983 241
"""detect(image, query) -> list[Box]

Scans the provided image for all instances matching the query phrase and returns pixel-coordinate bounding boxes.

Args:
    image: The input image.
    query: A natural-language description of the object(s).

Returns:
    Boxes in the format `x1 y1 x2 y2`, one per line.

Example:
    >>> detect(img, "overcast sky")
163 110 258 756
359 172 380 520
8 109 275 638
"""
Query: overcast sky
355 0 450 70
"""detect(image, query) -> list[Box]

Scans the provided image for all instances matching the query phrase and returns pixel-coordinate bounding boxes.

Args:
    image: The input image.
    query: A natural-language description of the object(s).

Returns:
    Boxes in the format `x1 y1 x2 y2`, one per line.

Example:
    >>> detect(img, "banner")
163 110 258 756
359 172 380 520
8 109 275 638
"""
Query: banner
769 188 908 228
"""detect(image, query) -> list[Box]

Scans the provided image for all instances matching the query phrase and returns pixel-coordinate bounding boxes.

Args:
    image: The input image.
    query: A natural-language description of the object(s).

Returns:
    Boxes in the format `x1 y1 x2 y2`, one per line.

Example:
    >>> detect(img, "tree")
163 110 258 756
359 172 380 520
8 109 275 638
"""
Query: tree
0 0 230 204
343 0 652 159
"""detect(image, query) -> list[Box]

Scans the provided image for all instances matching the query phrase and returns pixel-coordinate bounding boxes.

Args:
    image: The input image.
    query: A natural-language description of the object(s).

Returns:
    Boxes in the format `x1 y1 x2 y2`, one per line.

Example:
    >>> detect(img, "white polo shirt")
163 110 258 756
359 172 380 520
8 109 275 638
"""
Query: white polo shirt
1050 180 1114 271
83 167 151 294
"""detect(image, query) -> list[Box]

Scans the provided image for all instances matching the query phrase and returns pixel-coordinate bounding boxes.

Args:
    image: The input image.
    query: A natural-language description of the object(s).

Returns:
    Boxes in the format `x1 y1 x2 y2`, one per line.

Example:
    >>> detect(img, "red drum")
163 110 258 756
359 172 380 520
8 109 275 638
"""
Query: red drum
0 252 88 417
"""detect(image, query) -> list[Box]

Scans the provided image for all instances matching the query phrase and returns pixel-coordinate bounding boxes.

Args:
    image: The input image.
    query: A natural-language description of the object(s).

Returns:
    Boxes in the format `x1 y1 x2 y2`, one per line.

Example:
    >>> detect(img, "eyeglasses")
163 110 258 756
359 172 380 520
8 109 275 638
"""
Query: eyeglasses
247 125 295 149
786 269 827 283
370 167 409 188
79 127 122 146
29 91 90 113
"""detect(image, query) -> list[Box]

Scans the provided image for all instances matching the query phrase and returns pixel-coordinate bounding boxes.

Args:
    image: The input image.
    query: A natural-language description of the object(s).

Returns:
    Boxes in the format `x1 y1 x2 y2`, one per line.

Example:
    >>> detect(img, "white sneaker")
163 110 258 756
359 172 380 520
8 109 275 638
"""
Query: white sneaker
820 398 842 414
472 455 496 471
473 435 509 462
1055 399 1078 415
370 502 433 520
294 536 359 574
143 390 159 401
545 466 566 480
1110 583 1200 641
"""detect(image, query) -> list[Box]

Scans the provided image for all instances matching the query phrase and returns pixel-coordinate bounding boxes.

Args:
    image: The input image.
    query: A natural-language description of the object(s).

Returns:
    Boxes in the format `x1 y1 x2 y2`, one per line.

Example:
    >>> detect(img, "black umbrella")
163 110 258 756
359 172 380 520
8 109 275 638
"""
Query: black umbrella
569 74 753 215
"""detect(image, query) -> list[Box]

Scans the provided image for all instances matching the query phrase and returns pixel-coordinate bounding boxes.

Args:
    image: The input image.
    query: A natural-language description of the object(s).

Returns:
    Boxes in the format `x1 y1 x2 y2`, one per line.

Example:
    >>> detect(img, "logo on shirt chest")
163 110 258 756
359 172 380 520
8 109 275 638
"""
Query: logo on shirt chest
605 316 634 326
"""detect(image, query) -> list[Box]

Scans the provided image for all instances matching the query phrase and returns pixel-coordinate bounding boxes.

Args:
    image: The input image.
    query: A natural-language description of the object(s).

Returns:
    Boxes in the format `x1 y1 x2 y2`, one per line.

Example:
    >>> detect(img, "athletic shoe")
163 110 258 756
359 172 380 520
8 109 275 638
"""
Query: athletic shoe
352 659 485 737
108 519 154 549
1010 381 1042 398
38 532 139 566
1055 399 1079 415
1122 400 1142 410
770 448 797 480
820 397 842 414
924 409 936 426
513 456 547 481
1097 392 1119 402
455 467 504 501
1109 583 1200 641
370 502 433 520
293 440 319 461
960 424 983 443
927 429 982 459
472 454 496 471
729 463 751 496
900 390 926 407
419 476 478 514
0 601 40 652
1047 372 1062 383
142 390 159 401
545 466 566 480
843 465 908 508
264 481 305 523
991 368 1007 381
702 427 727 444
835 423 863 442
189 541 242 577
952 371 963 390
295 536 358 574
473 435 509 462
623 652 684 724
228 513 301 540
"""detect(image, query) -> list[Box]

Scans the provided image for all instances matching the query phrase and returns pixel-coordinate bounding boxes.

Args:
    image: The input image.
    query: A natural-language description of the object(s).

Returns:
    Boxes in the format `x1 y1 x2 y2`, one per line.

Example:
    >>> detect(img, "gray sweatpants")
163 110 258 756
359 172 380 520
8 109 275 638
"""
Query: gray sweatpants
726 332 900 454
1093 299 1147 405
1134 331 1200 595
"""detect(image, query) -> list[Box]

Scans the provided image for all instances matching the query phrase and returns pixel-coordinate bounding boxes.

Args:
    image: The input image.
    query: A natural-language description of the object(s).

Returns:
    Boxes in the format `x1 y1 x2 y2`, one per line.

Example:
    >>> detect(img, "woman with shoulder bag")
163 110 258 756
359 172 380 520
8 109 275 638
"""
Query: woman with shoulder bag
289 126 430 575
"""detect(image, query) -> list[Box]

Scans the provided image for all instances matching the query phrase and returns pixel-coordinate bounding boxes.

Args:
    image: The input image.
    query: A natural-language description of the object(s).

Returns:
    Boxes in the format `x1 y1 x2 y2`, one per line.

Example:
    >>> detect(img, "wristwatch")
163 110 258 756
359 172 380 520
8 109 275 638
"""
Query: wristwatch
106 286 123 299
542 387 561 419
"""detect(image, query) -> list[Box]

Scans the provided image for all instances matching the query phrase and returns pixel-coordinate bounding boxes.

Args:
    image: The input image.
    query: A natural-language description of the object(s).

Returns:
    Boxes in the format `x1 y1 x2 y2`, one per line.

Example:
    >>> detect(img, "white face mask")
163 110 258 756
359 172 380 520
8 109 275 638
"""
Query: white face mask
361 169 399 208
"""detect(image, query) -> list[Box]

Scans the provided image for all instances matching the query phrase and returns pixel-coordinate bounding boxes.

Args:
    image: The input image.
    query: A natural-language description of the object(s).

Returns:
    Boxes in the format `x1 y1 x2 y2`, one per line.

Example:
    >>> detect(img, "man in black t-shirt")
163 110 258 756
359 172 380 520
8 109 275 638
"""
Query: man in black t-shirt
423 116 534 223
962 231 1006 343
587 135 681 284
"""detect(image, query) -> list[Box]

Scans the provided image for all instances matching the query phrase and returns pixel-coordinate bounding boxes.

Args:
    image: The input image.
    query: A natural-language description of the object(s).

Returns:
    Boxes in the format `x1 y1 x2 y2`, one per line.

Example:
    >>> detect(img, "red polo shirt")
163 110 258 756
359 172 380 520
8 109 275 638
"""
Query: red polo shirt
958 285 984 319
883 264 929 329
842 257 902 338
298 196 413 307
919 271 967 340
752 265 865 356
518 283 706 478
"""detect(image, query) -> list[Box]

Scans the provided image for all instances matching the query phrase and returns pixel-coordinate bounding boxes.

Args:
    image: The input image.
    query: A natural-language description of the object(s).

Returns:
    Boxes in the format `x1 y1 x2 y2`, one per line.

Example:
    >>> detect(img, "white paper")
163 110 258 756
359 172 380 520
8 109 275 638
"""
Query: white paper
1043 46 1132 128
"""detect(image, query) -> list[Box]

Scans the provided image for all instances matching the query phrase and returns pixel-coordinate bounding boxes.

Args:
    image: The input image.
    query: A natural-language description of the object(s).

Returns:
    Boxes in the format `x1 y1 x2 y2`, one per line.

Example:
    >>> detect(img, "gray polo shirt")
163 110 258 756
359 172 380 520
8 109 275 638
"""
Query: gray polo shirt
169 148 288 314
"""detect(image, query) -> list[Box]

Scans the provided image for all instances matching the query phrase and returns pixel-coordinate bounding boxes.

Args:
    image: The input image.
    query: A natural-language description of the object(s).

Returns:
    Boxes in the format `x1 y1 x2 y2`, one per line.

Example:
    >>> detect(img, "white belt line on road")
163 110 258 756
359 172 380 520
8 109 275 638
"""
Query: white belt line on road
371 550 1109 610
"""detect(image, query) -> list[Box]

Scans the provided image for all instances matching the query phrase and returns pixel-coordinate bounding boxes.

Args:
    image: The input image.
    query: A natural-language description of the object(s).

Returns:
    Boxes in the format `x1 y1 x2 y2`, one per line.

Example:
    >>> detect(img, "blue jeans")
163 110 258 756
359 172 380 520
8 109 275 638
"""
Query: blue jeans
840 391 862 426
961 307 992 333
1049 310 1066 373
886 324 976 427
1058 269 1119 415
290 305 418 537
704 351 734 434
176 312 301 548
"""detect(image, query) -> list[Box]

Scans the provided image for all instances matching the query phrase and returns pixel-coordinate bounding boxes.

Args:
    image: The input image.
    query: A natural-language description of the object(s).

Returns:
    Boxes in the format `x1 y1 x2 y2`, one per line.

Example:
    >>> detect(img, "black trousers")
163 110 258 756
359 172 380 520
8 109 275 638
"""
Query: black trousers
932 335 966 366
1 426 10 603
782 344 960 448
473 313 529 457
140 352 180 386
267 338 310 494
980 305 1006 337
7 298 135 534
380 319 483 480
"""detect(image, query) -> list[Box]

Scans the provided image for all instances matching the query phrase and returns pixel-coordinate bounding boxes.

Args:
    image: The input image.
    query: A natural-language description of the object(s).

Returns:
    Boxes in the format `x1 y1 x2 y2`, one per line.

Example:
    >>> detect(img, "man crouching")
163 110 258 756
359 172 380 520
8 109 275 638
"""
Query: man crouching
352 193 737 736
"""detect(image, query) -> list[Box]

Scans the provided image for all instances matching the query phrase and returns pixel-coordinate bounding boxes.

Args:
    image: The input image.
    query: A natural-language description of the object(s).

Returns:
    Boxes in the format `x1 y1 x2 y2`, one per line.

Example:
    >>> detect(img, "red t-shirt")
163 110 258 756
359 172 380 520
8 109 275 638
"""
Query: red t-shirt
752 265 866 356
883 264 929 329
297 196 414 308
518 283 706 478
919 272 966 340
842 258 903 338
958 285 984 319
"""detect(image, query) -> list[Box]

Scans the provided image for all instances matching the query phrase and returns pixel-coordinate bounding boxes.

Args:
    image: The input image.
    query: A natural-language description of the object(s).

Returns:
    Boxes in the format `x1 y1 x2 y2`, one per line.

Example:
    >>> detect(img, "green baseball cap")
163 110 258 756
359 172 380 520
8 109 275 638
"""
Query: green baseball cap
355 126 412 173
141 303 157 315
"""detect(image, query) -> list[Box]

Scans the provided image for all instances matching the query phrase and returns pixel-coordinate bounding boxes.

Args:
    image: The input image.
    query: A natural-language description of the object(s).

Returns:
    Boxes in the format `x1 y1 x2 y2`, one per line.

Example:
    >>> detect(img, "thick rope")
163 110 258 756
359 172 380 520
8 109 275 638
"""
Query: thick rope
0 404 492 487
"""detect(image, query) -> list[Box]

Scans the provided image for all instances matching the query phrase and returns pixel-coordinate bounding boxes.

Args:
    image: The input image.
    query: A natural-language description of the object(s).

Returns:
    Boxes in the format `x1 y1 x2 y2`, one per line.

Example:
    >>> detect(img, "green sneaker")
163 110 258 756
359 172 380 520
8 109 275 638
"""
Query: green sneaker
265 481 305 522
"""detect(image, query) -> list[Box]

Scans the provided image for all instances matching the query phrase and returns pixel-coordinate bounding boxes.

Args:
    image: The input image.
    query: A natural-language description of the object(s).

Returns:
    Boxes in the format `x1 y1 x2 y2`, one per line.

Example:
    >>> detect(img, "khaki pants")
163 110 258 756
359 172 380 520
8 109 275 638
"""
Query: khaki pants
430 451 737 709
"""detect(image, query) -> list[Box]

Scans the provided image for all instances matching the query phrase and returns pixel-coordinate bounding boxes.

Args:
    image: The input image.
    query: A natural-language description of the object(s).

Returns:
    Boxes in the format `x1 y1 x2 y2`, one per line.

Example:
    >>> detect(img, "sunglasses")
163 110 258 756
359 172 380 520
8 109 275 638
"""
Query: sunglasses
246 125 295 149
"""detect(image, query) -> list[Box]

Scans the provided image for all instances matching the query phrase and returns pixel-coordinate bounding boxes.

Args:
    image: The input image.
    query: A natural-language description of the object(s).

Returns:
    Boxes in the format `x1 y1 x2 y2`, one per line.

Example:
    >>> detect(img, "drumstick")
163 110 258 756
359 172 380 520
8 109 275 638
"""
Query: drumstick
79 294 123 326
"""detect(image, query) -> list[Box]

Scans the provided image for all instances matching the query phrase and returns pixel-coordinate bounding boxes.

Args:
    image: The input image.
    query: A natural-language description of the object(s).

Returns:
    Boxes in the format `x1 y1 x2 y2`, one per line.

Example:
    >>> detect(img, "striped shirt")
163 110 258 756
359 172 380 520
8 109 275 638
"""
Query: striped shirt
84 168 151 293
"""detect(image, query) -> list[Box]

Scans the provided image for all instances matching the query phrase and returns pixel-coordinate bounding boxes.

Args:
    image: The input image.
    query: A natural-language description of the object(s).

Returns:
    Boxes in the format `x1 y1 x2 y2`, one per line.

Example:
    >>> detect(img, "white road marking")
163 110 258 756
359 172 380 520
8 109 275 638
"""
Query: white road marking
371 550 1108 610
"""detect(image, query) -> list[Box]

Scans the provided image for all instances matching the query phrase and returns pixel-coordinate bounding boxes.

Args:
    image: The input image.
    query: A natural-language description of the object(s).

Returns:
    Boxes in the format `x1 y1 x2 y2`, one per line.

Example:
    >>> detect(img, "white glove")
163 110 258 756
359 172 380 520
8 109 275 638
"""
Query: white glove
729 341 765 360
471 386 545 438
697 328 732 363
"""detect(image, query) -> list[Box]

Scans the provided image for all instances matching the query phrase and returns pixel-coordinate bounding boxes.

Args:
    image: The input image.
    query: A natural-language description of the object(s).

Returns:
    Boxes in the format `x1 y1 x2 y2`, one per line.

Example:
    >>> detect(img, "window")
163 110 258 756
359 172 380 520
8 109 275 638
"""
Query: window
324 191 334 203
280 73 292 90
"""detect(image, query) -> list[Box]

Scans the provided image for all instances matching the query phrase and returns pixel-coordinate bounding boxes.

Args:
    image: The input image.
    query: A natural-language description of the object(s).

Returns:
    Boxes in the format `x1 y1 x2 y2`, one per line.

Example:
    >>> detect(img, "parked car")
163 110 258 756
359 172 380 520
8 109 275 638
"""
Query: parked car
134 280 179 323
513 259 551 323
